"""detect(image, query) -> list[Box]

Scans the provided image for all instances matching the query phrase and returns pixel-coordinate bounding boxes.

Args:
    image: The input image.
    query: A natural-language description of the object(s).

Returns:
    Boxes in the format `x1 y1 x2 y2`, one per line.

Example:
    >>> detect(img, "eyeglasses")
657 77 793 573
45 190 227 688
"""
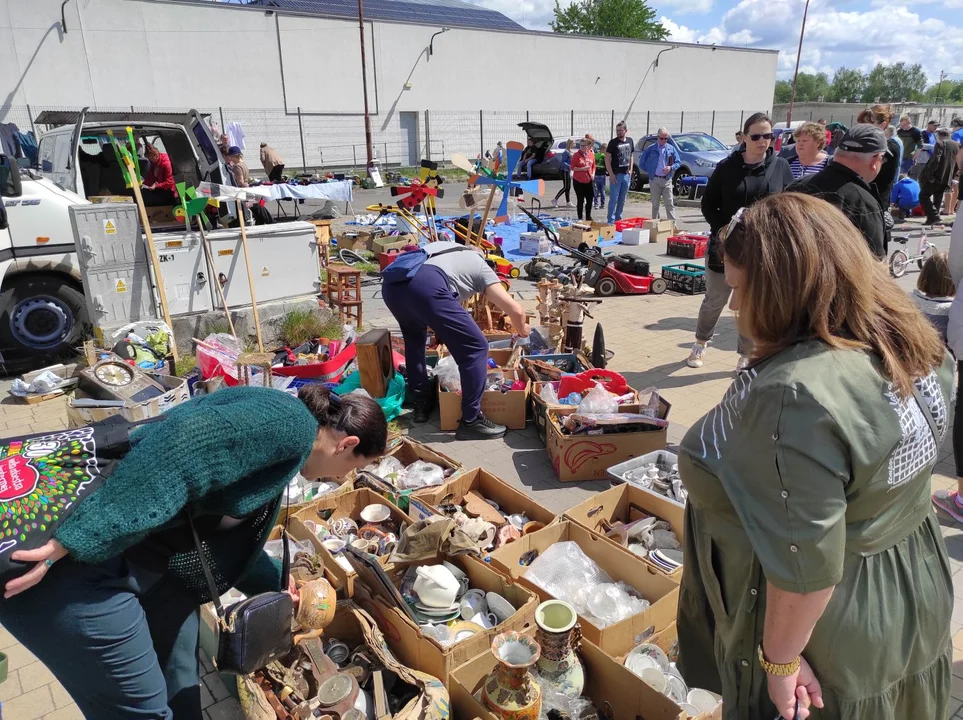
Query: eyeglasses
749 133 774 141
658 136 669 141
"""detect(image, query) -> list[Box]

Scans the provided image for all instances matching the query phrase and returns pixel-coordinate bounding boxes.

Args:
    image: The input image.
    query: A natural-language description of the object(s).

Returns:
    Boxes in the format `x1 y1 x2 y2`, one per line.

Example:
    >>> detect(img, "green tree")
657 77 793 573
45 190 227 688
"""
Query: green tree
551 0 668 41
827 67 867 103
924 79 963 104
773 80 793 105
861 62 928 102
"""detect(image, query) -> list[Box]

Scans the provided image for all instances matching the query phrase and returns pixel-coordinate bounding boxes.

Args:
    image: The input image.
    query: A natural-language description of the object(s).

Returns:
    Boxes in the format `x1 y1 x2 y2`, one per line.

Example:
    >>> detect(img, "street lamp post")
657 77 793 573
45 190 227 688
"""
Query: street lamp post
358 0 374 171
786 0 811 127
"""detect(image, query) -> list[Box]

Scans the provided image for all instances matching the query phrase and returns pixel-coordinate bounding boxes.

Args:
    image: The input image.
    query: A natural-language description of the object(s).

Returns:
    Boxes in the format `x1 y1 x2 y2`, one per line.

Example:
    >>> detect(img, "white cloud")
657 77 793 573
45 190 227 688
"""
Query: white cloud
656 0 715 16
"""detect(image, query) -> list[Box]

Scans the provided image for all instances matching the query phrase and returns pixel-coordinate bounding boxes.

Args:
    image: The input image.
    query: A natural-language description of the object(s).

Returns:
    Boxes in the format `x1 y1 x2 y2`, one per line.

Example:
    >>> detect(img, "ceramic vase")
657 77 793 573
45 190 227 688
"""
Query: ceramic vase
295 578 337 630
483 632 542 720
533 599 585 697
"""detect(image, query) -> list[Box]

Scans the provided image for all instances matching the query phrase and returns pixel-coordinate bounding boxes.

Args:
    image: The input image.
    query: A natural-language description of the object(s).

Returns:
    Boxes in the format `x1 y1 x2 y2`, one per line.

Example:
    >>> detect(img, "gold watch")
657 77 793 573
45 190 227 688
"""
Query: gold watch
757 645 801 676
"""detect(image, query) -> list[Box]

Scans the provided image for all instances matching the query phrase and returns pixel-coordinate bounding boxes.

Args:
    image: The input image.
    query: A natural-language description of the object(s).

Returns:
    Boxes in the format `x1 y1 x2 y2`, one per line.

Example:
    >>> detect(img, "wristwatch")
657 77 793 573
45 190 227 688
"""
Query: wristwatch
757 645 801 676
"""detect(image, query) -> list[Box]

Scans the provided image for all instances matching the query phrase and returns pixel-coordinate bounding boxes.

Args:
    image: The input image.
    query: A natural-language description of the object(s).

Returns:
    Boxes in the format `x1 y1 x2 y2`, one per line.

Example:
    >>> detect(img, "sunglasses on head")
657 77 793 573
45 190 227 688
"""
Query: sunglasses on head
749 133 774 141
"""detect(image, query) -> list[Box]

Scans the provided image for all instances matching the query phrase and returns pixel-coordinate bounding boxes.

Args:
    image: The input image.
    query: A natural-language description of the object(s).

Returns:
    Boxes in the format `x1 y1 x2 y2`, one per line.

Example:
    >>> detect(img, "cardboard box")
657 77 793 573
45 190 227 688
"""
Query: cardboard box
591 222 616 241
531 381 641 446
558 226 598 249
438 369 529 431
337 231 376 252
564 483 685 579
406 468 557 529
645 218 675 245
450 630 684 720
66 374 189 427
372 236 409 253
354 553 538 686
289 488 412 596
518 232 550 256
490 520 680 658
544 397 670 482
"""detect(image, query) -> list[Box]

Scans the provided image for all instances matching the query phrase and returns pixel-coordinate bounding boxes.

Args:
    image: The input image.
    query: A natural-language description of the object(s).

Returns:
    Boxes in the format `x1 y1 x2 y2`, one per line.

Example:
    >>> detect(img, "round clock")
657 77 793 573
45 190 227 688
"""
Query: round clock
93 361 135 387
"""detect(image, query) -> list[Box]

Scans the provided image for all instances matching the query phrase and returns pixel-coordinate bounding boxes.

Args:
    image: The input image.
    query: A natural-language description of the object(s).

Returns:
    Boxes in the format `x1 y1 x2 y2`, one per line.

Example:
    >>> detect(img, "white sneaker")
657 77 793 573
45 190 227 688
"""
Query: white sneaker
687 343 707 368
552 199 559 208
565 201 575 208
736 356 750 372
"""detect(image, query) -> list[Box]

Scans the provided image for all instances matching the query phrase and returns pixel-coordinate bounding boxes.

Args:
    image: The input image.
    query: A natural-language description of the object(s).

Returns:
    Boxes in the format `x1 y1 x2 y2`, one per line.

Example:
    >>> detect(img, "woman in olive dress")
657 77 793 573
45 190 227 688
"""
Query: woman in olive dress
676 192 953 720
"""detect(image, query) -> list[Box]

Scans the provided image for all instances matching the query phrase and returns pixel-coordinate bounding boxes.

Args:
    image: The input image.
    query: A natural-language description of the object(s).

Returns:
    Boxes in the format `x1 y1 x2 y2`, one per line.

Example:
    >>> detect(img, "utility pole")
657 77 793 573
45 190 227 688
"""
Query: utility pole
785 0 811 127
358 0 374 171
935 70 948 104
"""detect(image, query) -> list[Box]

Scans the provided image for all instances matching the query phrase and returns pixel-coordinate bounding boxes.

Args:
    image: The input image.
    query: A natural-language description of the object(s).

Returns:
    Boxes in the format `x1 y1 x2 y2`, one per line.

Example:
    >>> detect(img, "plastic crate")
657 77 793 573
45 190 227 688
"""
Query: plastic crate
606 450 684 508
661 263 707 294
615 217 648 232
666 235 708 259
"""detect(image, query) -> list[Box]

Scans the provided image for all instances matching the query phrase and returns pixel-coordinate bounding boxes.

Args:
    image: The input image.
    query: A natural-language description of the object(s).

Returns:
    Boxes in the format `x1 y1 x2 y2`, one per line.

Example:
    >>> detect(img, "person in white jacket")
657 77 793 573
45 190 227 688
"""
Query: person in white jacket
932 213 963 521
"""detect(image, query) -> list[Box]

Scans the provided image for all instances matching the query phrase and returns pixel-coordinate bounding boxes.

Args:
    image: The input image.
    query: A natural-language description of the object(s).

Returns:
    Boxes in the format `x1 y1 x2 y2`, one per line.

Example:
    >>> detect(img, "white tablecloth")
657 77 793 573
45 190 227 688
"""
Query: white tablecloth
268 181 353 203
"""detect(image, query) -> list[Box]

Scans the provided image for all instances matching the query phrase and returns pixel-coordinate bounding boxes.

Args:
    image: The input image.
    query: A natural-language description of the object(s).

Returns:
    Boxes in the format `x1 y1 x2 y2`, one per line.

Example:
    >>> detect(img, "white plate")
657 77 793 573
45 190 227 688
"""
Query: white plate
626 643 670 672
665 674 688 703
687 688 720 713
624 653 660 676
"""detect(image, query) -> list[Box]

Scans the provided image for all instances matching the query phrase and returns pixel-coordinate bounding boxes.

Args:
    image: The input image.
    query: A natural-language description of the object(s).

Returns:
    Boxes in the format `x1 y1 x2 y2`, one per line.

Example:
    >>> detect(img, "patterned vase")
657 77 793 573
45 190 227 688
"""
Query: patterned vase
533 599 584 697
483 632 542 720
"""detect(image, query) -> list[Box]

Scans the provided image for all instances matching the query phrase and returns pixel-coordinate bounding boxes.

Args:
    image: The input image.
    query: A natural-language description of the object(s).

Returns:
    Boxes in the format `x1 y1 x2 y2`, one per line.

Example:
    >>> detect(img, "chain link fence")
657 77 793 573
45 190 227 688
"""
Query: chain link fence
2 105 756 172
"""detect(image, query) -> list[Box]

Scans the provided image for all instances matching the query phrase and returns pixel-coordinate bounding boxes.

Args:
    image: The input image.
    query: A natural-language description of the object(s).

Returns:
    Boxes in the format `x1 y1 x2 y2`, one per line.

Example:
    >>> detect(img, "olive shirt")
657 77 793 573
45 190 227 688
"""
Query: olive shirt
677 341 954 720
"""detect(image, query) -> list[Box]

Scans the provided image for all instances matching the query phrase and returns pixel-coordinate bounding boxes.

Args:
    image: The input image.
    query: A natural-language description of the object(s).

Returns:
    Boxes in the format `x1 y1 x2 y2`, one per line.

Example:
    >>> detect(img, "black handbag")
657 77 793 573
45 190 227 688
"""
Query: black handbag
188 513 294 675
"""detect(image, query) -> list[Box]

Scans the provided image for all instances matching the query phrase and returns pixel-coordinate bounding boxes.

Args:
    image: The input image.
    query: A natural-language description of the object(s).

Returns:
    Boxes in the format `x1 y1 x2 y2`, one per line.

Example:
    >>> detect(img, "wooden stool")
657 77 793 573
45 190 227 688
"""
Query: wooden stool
327 264 363 327
308 219 333 270
237 352 275 387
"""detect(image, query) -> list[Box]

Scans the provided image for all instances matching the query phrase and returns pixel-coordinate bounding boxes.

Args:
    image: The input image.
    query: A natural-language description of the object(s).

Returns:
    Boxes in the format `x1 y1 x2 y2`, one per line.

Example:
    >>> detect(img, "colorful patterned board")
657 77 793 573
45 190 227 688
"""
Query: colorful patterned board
0 428 106 577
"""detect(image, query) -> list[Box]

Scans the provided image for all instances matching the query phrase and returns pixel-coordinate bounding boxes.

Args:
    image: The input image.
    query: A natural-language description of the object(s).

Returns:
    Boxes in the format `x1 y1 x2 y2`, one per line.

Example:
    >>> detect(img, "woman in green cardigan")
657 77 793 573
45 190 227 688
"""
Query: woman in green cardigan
0 384 387 720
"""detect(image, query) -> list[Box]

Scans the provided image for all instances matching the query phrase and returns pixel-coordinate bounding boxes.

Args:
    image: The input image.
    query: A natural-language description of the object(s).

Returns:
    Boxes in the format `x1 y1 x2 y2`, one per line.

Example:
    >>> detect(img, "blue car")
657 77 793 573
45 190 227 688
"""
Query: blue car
631 132 730 195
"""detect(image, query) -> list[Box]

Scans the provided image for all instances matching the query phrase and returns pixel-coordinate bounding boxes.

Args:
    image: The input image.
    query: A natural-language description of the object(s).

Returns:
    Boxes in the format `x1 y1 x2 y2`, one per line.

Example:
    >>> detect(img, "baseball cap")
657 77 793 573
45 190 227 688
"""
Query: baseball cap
838 124 887 153
228 145 242 155
927 119 938 126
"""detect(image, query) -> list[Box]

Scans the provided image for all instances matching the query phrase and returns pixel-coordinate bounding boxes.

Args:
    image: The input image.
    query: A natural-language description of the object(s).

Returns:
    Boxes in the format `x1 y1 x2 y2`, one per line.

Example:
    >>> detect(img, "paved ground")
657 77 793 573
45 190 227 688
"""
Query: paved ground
0 184 961 718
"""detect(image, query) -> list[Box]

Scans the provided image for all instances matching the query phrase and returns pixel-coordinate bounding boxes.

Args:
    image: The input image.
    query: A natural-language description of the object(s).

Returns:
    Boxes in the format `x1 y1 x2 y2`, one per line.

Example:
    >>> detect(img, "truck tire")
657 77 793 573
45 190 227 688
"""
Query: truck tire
0 275 88 373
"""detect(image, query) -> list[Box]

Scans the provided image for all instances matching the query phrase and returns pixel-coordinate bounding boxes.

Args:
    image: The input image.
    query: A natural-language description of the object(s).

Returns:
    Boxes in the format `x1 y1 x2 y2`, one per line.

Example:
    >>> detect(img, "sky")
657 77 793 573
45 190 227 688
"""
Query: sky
462 0 963 86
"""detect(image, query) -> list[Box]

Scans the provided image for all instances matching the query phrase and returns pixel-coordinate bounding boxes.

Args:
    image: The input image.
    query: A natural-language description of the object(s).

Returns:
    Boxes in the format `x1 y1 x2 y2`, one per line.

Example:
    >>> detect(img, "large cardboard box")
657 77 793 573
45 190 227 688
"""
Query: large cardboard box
289 488 412 596
438 369 529 431
450 630 684 720
337 230 376 252
591 222 616 241
354 553 538 686
372 236 410 254
66 375 189 427
490 520 679 658
645 218 675 245
564 483 685 579
407 468 557 529
544 396 670 482
558 225 598 249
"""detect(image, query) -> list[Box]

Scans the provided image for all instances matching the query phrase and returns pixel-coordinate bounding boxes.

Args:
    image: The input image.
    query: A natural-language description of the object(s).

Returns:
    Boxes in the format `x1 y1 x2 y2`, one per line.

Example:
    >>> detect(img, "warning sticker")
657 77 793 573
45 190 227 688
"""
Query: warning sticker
218 249 234 256
115 279 127 293
104 219 117 235
261 266 270 276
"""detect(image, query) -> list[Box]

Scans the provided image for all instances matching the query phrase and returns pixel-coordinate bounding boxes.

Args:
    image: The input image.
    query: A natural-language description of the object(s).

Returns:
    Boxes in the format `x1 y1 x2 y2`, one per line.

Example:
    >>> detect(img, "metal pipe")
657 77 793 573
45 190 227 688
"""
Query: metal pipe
785 0 812 127
358 0 374 169
428 28 449 60
61 0 71 32
298 107 307 169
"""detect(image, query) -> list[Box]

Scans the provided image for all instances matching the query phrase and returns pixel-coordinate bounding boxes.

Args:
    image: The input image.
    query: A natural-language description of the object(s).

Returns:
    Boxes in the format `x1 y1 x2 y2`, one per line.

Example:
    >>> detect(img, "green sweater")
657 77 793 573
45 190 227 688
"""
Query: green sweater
54 387 318 595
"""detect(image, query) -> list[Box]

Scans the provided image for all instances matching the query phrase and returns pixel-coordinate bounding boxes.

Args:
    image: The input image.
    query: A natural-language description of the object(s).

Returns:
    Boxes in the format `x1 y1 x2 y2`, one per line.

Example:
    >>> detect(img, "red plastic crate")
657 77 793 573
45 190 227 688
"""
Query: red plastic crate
615 217 648 232
667 235 708 259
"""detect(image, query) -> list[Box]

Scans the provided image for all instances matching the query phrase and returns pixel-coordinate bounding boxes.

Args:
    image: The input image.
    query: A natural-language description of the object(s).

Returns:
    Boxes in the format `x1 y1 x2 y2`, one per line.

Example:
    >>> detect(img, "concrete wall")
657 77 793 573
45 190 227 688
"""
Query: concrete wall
2 0 779 167
773 102 963 129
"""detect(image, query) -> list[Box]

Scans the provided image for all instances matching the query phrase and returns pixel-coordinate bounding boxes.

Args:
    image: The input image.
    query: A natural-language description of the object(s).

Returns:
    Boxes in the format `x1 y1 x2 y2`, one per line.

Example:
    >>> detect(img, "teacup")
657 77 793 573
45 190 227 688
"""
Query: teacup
469 611 498 629
459 592 488 620
322 538 346 554
330 517 359 538
442 561 470 596
351 538 378 553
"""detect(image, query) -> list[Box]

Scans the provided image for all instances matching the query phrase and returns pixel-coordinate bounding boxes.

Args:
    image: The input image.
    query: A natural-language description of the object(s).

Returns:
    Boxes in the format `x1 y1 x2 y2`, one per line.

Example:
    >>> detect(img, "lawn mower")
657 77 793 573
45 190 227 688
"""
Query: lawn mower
517 206 667 297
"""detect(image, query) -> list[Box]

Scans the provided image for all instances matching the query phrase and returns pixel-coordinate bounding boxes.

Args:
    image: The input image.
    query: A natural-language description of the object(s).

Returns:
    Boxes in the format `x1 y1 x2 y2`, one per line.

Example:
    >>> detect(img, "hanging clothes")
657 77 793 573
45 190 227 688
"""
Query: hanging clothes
0 123 22 158
16 131 38 165
226 122 246 152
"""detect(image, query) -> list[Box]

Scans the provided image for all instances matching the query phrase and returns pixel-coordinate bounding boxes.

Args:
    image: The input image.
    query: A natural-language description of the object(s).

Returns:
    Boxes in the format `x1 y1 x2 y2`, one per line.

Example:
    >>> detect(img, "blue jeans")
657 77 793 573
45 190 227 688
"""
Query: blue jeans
608 172 631 224
594 175 606 206
0 556 202 719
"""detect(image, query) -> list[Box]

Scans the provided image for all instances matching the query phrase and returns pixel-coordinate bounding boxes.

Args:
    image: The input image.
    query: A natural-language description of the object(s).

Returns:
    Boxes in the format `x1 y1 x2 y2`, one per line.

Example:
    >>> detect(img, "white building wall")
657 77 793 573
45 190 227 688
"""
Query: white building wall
1 0 778 168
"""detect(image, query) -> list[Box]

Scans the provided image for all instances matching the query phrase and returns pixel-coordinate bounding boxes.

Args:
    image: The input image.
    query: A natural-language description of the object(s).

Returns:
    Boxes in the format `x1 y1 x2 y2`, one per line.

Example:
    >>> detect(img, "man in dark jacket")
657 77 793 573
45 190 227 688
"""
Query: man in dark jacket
790 124 888 259
919 129 960 225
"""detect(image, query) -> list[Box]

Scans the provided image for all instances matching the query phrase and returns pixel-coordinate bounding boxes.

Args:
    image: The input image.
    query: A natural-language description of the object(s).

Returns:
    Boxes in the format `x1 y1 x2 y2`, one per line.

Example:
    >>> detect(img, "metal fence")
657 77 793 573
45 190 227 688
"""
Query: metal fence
2 105 757 172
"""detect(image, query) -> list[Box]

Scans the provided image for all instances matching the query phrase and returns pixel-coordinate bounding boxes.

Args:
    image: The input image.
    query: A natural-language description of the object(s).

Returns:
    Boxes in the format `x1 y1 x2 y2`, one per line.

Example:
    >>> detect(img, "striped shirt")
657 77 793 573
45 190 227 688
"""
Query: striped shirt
790 155 829 180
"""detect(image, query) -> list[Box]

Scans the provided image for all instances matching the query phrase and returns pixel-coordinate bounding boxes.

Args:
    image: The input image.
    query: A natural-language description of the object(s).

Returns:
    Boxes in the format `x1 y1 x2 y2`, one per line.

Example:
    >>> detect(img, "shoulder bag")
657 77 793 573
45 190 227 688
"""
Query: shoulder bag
189 512 294 675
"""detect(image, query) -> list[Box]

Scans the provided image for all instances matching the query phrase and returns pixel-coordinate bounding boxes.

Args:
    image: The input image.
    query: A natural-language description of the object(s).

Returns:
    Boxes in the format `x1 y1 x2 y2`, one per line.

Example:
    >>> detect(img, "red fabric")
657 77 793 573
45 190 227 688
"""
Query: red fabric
825 130 832 146
144 153 176 193
571 149 596 184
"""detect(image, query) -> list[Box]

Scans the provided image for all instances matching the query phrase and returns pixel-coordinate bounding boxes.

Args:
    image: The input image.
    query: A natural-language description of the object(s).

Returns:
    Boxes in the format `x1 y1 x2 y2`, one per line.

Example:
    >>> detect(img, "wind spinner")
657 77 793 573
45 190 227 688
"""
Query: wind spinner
469 140 544 225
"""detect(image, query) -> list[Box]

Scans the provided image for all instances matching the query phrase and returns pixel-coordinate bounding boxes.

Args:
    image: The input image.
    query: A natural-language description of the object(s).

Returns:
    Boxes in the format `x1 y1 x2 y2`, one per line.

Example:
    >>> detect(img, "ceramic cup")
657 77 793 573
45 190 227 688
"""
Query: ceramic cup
351 538 378 553
640 667 667 693
330 517 359 538
459 592 488 620
442 561 470 596
470 611 499 630
322 538 347 554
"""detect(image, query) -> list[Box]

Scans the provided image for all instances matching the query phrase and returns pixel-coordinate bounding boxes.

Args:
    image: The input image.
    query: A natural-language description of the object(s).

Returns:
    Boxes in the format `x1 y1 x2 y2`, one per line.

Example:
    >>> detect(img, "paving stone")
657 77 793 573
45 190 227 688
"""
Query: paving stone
18 661 57 693
2 685 55 720
47 682 75 709
39 705 84 720
204 698 244 720
0 670 23 702
203 672 230 703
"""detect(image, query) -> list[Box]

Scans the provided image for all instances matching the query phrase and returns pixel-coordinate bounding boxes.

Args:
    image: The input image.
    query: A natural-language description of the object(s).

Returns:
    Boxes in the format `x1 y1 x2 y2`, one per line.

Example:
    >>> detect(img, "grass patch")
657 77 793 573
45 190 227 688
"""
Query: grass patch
275 309 345 347
355 260 379 274
176 353 197 375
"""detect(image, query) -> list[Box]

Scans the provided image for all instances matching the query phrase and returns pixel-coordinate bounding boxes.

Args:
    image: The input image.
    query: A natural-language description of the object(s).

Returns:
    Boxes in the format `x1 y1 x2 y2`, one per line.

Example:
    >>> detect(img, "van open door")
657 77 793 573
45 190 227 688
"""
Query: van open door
185 110 226 185
66 107 90 195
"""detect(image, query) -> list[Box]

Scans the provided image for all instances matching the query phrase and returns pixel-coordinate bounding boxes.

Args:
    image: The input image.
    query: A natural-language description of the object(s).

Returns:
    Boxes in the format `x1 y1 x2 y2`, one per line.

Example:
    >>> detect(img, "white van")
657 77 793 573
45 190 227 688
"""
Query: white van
1 108 317 373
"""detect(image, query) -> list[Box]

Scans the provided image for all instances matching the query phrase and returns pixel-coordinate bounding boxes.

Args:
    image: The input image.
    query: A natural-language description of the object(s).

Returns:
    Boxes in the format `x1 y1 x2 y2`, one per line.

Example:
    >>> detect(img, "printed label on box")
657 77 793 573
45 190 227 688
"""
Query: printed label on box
103 219 117 235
